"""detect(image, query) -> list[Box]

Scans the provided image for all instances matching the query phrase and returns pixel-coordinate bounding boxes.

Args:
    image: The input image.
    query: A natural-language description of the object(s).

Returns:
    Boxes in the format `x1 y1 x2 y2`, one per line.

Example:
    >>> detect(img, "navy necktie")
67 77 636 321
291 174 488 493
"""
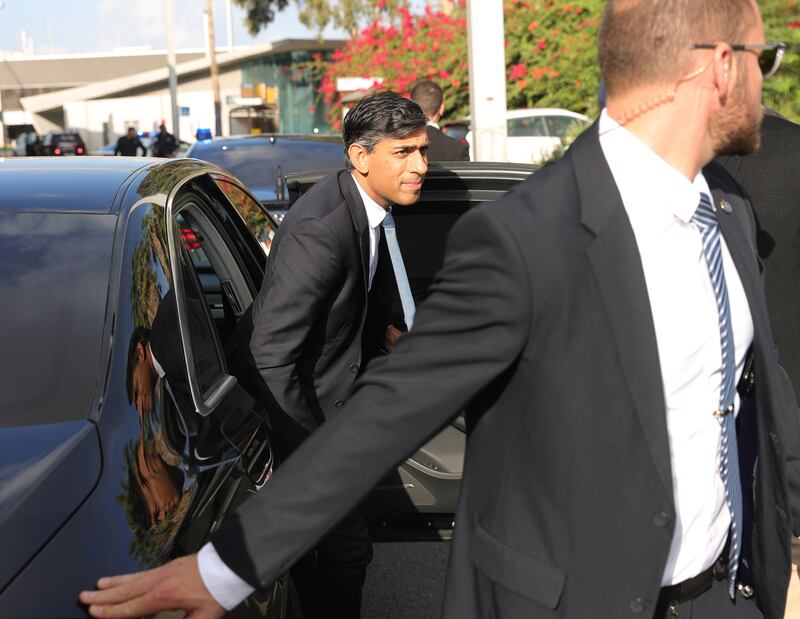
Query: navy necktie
382 208 416 330
692 192 742 598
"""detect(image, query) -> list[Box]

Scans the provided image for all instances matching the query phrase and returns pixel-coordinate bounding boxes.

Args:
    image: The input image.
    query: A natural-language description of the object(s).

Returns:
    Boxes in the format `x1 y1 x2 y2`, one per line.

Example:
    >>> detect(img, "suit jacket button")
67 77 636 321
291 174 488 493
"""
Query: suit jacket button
653 512 670 527
629 598 646 614
335 400 345 408
350 364 359 374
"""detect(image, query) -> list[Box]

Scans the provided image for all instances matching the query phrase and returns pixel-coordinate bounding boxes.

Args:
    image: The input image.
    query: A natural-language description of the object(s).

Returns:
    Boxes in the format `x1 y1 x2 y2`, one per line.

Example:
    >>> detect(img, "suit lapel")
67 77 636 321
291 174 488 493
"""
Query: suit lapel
570 126 674 500
339 171 372 299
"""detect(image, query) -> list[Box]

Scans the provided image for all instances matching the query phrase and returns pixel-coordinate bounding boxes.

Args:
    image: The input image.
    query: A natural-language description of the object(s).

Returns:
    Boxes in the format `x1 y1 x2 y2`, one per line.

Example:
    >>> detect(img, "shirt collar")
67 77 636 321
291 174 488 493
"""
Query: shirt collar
351 173 389 229
598 109 712 236
148 343 165 379
427 120 440 130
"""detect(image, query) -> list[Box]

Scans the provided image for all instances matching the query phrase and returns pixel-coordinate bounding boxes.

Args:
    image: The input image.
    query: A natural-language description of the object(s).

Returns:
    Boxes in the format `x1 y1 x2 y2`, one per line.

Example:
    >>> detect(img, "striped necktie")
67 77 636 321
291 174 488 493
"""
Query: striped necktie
692 192 742 599
382 208 416 330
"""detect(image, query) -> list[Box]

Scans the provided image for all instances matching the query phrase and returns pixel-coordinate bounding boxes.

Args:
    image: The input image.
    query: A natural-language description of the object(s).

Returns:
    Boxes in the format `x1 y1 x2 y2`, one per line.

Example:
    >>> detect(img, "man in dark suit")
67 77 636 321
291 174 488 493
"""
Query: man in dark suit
82 1 800 618
204 92 428 618
717 112 800 617
718 113 800 392
411 79 470 162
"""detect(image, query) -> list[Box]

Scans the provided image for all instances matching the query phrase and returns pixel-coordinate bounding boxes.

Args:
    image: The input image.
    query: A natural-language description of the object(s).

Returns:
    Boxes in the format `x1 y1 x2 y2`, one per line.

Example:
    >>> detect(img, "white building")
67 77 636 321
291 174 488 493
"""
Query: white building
14 38 343 150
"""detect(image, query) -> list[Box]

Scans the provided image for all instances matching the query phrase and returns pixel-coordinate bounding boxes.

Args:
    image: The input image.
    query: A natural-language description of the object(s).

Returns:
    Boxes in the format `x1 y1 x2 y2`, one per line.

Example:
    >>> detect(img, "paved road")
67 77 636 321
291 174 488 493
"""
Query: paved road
362 541 451 619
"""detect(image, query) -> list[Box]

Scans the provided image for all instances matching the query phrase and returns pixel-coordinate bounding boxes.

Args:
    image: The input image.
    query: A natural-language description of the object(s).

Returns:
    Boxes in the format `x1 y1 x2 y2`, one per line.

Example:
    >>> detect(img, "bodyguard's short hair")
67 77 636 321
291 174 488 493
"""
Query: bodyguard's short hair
410 80 444 118
343 92 428 170
598 0 755 97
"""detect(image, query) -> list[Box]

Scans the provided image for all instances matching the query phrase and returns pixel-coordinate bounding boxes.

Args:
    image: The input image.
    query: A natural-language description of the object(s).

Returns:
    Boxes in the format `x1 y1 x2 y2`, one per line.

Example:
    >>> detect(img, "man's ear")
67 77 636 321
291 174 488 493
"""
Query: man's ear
136 342 147 361
712 43 734 102
348 142 370 175
438 102 445 119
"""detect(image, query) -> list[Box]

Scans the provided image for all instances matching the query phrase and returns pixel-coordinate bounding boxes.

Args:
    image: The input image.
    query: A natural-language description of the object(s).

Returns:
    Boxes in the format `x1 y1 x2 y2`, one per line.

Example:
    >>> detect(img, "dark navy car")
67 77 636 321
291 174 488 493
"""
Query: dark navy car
0 157 285 618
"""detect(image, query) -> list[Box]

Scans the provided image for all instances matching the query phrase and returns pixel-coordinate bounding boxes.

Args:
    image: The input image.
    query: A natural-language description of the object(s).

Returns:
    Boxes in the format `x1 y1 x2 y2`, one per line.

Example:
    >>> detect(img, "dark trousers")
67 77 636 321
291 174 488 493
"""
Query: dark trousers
290 509 373 619
653 577 763 618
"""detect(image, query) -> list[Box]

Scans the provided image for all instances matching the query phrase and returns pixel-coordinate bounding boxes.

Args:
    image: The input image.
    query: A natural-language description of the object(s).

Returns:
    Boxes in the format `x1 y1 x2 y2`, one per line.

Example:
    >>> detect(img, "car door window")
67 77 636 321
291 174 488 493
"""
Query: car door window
168 187 272 481
507 116 548 137
546 115 583 139
215 178 277 256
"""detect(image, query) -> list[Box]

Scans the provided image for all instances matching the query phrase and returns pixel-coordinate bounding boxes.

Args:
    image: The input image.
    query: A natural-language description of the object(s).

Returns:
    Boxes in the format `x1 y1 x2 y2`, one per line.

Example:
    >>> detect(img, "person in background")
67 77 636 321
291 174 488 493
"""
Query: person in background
114 128 146 157
152 122 179 158
410 79 469 162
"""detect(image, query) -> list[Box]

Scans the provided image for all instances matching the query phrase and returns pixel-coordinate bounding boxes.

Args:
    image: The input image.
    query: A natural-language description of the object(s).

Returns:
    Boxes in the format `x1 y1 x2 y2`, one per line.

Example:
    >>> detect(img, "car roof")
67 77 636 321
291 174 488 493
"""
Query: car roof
189 133 341 149
444 108 590 125
0 157 154 214
505 108 589 120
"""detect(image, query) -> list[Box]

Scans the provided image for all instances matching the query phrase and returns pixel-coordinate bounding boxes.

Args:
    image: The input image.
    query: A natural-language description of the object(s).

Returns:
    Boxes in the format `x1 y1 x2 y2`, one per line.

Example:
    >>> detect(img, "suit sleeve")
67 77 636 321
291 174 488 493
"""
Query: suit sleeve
459 140 470 162
212 205 532 589
248 216 341 433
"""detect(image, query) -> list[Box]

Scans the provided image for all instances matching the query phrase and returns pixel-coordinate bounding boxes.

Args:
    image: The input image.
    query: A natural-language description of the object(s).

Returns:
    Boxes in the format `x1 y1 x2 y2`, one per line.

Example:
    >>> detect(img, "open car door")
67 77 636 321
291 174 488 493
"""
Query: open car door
285 162 537 540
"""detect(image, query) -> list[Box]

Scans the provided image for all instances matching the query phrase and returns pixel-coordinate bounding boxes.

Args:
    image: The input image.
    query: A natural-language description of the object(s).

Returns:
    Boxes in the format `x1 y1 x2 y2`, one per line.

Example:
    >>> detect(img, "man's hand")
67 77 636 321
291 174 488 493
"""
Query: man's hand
79 555 224 619
383 325 404 354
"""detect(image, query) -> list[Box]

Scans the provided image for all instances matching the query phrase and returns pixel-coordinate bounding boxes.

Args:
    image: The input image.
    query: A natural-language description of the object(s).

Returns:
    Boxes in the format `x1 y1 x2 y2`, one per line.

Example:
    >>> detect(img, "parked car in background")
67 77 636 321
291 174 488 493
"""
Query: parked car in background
187 134 344 223
0 157 286 618
449 109 591 164
501 108 590 163
439 119 470 145
42 131 86 156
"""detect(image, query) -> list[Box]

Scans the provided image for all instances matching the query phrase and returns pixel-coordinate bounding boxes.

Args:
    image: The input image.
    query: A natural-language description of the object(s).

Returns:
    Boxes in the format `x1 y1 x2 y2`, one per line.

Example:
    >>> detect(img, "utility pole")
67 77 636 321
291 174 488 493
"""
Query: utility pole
466 0 507 161
205 0 222 137
226 0 235 52
164 0 180 140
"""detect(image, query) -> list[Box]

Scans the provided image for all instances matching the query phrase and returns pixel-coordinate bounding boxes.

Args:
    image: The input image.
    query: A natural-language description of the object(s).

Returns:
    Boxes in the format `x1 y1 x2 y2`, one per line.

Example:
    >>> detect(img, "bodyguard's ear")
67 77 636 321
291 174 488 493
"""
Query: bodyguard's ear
712 43 734 101
348 142 370 175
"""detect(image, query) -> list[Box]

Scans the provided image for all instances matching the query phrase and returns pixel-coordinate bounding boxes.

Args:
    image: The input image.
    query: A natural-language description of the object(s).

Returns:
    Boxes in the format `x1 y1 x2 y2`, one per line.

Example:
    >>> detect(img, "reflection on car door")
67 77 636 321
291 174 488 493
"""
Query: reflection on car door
163 182 289 617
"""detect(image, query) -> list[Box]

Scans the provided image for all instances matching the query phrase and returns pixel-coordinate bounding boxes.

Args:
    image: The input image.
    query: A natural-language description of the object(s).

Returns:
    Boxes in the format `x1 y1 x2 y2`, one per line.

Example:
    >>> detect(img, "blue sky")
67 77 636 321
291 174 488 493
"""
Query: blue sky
0 0 349 55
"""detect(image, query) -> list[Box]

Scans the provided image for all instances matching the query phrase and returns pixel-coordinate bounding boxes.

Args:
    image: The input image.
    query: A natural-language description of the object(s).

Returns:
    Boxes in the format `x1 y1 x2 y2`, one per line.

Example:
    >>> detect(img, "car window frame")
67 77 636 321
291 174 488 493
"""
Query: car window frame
165 173 239 417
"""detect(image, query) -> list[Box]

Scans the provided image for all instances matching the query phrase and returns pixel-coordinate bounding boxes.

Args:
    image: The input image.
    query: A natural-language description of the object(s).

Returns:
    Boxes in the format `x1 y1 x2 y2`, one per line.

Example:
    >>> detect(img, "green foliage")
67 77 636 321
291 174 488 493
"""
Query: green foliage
313 3 470 129
233 0 408 37
315 0 799 124
233 0 291 36
504 0 605 117
760 0 800 121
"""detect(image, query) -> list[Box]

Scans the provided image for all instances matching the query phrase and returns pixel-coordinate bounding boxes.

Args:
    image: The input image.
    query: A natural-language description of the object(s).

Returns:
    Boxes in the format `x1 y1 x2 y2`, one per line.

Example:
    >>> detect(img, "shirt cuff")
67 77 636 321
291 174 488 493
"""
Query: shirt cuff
197 542 255 611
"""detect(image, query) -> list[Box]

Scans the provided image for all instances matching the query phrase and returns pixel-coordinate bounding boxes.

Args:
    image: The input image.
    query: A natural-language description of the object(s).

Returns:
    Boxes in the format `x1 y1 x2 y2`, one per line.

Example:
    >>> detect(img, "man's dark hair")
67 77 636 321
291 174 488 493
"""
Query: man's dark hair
342 92 427 170
126 326 151 404
410 80 444 119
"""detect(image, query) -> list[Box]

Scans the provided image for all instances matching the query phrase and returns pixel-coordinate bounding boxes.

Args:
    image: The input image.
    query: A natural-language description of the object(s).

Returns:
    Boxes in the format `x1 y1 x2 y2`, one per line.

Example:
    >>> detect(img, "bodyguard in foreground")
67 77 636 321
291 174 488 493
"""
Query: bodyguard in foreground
81 0 800 617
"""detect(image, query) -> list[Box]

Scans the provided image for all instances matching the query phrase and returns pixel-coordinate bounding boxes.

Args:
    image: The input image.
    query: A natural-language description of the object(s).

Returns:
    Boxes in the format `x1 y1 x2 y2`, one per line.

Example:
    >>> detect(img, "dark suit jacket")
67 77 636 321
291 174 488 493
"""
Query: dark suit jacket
227 170 394 456
718 114 800 394
426 125 470 162
213 126 800 618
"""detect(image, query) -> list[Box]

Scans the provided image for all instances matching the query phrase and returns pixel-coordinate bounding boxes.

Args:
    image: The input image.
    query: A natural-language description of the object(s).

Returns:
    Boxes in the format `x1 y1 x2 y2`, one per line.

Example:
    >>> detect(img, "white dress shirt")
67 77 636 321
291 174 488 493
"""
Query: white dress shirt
598 110 754 585
197 174 388 610
351 173 390 290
